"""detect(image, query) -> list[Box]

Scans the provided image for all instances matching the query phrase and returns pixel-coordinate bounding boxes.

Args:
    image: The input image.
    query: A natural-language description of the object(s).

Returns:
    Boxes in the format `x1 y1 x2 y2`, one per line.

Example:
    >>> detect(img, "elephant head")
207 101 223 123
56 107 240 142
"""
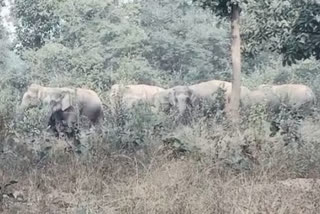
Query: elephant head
153 85 199 120
169 86 196 114
20 84 74 113
20 84 42 110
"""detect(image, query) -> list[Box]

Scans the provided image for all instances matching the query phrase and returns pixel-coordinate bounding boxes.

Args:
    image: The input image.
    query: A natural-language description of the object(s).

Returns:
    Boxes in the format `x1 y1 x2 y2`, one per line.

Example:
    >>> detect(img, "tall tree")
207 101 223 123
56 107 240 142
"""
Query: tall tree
194 0 243 122
230 3 241 121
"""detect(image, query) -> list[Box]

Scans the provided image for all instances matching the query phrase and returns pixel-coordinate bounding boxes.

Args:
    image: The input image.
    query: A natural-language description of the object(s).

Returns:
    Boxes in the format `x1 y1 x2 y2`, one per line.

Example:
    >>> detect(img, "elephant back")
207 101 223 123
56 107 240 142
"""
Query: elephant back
189 80 231 98
272 84 316 108
109 84 165 108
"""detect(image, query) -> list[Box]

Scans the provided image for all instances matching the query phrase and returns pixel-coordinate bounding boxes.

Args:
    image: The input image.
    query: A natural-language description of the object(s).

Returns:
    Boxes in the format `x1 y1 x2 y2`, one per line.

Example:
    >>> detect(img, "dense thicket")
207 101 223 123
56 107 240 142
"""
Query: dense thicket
243 0 320 66
12 0 231 93
10 0 320 91
0 19 26 124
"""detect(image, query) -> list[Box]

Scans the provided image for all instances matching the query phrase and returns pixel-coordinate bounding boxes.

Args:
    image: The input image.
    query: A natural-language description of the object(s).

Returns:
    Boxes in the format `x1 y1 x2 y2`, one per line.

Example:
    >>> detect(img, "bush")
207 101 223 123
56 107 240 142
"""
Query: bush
102 95 166 152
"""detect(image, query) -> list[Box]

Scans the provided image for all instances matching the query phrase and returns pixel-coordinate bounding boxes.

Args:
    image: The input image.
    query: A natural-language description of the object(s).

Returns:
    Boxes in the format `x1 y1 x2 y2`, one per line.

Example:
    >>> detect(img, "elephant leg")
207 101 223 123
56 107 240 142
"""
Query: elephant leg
63 112 78 139
269 121 280 137
47 110 64 137
47 109 76 139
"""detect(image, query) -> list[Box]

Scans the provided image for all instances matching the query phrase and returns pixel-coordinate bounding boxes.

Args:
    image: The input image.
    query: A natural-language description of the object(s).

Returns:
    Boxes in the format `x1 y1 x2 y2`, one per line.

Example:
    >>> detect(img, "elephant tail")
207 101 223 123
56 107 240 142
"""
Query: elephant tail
94 107 104 126
304 88 317 107
99 109 104 122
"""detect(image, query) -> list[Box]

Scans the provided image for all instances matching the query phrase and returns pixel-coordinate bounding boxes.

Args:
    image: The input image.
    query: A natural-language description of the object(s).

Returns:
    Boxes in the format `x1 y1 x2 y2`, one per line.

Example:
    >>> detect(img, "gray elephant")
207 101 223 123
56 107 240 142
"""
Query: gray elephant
246 83 316 137
189 79 252 110
151 85 199 122
246 84 316 111
109 84 165 109
257 84 316 109
48 108 78 138
20 84 104 136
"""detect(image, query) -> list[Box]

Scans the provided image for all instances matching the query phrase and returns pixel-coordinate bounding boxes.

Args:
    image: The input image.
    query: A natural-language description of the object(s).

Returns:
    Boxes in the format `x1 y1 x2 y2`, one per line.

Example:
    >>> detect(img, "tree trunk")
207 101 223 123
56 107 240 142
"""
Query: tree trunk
228 3 241 123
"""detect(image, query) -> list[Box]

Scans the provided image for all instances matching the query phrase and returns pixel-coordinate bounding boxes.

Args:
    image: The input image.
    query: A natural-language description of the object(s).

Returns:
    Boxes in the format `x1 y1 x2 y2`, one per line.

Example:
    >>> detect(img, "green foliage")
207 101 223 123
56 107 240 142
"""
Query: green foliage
193 0 246 17
15 108 49 136
243 0 320 66
112 56 163 85
141 0 231 85
15 0 230 92
194 0 320 66
285 2 320 63
14 0 61 49
0 24 27 125
104 100 165 151
199 87 227 122
23 43 73 85
245 104 270 138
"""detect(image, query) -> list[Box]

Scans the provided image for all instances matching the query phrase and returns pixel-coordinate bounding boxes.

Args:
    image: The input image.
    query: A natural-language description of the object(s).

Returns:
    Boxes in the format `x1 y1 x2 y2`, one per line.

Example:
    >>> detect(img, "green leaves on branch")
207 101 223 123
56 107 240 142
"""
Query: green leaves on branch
243 0 320 65
283 2 320 64
193 0 248 17
14 0 61 49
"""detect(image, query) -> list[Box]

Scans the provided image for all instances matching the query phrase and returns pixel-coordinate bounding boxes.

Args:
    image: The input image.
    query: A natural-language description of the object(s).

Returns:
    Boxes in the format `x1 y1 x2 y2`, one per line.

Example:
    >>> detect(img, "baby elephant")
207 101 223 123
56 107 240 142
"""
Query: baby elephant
20 84 104 137
48 108 78 138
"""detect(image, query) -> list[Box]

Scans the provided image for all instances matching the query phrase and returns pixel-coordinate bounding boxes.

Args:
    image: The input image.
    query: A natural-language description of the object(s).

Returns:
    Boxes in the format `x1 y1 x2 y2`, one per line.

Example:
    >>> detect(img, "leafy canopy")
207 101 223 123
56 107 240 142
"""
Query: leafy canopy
243 0 320 65
14 0 231 90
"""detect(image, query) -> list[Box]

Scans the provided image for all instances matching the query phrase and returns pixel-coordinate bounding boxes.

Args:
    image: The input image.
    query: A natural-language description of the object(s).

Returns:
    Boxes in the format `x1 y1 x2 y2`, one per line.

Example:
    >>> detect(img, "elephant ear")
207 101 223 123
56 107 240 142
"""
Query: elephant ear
60 92 72 111
50 100 60 112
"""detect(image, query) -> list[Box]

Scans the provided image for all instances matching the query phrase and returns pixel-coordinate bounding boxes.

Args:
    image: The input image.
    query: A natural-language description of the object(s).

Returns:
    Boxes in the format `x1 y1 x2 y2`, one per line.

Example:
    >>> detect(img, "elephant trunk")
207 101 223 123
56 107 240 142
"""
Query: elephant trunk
176 96 193 126
177 96 189 115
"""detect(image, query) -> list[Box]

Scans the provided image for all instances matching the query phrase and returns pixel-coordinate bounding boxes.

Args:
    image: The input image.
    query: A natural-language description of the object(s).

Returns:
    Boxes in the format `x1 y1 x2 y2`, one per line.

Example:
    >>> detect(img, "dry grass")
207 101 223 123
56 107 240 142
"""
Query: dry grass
1 144 320 214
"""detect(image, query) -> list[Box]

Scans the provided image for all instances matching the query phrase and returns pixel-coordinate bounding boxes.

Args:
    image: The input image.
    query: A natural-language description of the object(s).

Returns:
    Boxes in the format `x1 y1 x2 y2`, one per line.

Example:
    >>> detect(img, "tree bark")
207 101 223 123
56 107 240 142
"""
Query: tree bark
228 3 241 123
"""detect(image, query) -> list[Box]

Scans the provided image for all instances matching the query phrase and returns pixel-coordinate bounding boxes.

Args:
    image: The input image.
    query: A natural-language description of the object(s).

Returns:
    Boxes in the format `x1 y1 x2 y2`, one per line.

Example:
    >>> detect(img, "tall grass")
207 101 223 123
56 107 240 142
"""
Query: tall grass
1 93 320 213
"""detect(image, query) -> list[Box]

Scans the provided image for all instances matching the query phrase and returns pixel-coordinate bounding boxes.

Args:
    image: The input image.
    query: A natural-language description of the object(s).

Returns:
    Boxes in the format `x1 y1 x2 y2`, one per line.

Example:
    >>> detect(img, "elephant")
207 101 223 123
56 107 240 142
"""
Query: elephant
48 108 78 138
189 80 232 98
256 84 316 110
109 84 165 109
150 85 200 123
244 88 279 111
189 79 252 110
246 83 316 138
245 83 316 112
20 84 104 136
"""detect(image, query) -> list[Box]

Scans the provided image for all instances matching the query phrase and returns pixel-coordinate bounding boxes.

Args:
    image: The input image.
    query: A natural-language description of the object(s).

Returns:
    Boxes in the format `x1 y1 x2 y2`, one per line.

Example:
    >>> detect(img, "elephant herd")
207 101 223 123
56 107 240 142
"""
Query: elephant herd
19 80 316 138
